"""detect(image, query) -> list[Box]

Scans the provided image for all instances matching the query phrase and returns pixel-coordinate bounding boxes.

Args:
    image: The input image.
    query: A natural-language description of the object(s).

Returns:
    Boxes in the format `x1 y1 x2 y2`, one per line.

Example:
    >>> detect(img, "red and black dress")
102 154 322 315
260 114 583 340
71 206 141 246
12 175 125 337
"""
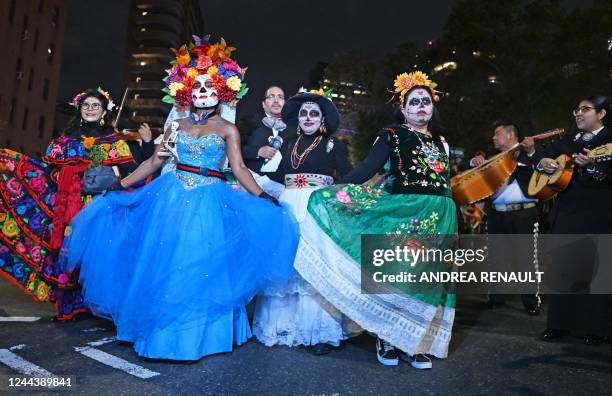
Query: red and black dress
0 123 152 320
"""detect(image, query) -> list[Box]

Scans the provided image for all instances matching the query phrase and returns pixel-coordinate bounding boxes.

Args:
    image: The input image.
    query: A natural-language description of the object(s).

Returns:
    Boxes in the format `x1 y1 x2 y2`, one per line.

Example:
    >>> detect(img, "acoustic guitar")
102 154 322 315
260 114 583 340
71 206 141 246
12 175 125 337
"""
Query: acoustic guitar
528 143 612 200
452 128 564 206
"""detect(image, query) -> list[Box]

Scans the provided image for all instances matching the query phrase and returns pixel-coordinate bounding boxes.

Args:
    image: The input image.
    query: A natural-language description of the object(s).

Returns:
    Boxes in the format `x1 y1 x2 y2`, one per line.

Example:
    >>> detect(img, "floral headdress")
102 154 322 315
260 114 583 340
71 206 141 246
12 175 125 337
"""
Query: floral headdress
391 71 441 106
69 87 115 111
162 35 249 107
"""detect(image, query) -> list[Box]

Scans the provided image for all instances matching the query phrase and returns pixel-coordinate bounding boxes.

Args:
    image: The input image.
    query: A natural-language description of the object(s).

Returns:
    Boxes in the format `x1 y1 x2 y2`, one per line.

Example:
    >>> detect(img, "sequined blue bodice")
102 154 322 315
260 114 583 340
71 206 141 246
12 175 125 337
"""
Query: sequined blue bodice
175 131 227 189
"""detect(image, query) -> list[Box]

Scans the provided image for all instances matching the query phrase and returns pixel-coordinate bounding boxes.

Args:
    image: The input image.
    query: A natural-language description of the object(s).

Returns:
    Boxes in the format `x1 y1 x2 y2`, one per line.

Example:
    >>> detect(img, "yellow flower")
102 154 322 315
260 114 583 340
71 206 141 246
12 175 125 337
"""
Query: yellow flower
0 212 6 222
2 218 19 238
115 141 131 157
82 137 96 150
226 76 242 91
169 82 184 96
393 71 437 95
36 282 50 301
206 65 218 76
187 68 199 78
101 143 111 151
310 88 325 96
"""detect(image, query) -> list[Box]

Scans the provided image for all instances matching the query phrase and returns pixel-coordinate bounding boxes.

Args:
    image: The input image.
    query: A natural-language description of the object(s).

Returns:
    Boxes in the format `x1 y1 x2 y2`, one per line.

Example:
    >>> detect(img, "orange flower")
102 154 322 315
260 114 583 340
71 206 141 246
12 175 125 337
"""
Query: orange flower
172 45 191 66
82 137 96 150
207 38 235 63
36 282 50 301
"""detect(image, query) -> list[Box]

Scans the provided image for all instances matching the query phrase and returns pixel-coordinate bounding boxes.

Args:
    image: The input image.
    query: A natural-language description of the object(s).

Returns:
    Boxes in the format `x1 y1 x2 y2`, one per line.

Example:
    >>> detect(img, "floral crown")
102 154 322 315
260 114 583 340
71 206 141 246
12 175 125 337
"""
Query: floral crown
162 35 249 107
391 71 441 106
70 87 115 111
297 87 334 100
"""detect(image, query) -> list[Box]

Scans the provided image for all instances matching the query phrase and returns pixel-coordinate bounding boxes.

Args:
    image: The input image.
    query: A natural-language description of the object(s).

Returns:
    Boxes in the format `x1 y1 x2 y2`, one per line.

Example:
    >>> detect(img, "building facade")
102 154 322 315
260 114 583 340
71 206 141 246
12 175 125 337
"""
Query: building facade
0 0 67 155
117 0 204 132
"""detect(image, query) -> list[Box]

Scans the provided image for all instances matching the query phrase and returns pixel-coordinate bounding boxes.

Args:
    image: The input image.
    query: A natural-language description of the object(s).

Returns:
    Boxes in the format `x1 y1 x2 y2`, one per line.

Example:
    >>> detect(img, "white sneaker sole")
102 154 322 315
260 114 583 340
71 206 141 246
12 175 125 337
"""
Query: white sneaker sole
377 353 399 366
401 354 432 369
410 360 432 369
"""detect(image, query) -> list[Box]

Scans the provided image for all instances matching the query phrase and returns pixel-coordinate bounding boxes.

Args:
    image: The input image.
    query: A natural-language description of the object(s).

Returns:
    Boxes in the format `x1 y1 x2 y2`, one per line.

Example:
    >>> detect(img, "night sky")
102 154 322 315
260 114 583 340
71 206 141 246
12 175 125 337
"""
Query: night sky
58 0 590 119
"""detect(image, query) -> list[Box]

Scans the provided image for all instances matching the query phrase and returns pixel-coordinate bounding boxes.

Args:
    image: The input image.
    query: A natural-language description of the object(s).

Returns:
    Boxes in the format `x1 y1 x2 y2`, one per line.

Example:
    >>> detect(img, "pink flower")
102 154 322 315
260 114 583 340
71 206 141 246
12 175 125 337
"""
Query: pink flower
108 149 117 158
16 242 26 254
293 174 308 188
221 59 240 72
420 180 428 186
6 178 23 195
30 245 42 262
58 273 69 285
29 176 46 193
48 145 63 158
196 56 213 71
5 160 16 172
336 190 352 203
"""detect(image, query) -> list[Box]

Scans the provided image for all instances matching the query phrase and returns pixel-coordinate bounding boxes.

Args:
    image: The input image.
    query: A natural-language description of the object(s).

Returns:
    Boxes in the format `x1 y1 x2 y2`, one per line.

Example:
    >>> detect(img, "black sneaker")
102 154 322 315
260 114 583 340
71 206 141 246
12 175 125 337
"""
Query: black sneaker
376 337 399 366
401 353 432 369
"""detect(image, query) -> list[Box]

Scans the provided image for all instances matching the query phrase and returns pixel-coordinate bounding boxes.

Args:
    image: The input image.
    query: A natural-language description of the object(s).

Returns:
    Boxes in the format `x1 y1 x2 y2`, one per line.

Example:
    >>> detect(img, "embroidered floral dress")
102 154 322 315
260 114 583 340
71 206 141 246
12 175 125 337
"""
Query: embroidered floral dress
0 131 136 320
295 124 458 358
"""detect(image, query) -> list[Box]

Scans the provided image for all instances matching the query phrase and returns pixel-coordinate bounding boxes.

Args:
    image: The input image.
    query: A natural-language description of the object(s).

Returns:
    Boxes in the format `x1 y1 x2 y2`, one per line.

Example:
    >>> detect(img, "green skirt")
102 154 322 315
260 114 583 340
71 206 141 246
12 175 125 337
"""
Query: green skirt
295 183 457 358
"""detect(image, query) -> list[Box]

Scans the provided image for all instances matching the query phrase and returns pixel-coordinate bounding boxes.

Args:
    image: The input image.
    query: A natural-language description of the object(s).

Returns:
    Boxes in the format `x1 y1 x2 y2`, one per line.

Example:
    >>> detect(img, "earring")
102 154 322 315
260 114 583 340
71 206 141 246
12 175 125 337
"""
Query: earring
80 118 84 127
99 118 105 126
320 122 327 134
297 125 301 136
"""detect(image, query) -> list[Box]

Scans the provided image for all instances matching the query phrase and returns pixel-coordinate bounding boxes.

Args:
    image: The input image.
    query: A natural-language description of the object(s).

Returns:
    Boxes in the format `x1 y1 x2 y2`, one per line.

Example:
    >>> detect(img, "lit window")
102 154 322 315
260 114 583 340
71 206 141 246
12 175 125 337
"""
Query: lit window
139 61 147 66
142 11 148 16
140 27 146 32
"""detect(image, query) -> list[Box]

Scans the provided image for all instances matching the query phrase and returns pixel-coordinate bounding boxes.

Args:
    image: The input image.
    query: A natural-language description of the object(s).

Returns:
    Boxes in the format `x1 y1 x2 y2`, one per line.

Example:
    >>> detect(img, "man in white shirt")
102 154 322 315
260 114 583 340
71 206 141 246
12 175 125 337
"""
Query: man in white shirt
470 122 541 315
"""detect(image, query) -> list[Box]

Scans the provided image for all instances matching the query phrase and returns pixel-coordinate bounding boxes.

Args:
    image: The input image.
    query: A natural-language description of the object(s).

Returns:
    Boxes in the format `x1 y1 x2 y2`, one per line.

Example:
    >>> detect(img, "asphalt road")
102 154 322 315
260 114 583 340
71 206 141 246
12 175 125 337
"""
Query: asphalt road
1 282 611 395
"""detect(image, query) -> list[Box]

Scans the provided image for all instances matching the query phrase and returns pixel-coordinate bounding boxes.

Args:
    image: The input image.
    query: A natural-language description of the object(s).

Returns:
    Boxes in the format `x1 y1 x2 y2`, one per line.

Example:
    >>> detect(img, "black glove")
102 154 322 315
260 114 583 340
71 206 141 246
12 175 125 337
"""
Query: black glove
81 166 122 194
258 191 280 207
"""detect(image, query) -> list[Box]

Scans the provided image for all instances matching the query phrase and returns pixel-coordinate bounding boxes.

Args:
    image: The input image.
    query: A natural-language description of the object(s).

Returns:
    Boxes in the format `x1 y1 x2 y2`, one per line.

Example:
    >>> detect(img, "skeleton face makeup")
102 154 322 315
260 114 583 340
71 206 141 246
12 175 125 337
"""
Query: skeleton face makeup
298 102 323 135
402 89 434 126
191 74 219 108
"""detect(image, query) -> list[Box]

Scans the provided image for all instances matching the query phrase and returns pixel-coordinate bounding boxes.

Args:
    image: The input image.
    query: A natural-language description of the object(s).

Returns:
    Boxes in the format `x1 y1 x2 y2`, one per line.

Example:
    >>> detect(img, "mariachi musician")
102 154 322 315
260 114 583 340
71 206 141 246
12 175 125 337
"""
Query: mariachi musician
469 121 541 315
523 95 612 344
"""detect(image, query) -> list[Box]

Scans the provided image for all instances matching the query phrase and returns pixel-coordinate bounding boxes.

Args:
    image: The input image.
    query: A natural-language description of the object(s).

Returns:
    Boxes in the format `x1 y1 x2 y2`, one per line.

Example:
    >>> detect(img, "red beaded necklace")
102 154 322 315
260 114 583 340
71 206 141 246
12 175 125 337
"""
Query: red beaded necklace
290 134 323 169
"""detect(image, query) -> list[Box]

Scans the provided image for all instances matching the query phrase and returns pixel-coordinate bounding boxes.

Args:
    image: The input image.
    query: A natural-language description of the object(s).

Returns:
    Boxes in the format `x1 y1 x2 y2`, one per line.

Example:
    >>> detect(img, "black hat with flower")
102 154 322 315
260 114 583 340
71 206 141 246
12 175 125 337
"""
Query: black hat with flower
281 88 340 133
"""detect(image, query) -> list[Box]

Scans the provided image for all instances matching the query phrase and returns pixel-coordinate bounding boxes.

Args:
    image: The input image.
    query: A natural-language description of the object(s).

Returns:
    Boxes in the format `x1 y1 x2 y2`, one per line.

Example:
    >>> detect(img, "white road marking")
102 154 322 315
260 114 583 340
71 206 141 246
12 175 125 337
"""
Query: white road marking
0 316 40 322
74 346 160 379
81 327 108 333
0 348 55 377
85 337 116 347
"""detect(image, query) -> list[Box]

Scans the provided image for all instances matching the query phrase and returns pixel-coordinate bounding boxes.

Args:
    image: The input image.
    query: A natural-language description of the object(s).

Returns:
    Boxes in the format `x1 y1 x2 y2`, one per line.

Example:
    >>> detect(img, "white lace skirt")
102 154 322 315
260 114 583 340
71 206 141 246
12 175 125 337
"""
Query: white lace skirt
253 186 361 346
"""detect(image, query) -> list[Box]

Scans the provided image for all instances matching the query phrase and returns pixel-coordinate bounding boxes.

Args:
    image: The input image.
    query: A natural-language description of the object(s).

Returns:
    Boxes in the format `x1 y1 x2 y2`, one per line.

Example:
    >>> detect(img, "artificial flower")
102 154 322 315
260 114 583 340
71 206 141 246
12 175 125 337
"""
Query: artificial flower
226 76 242 91
82 136 96 150
169 82 185 96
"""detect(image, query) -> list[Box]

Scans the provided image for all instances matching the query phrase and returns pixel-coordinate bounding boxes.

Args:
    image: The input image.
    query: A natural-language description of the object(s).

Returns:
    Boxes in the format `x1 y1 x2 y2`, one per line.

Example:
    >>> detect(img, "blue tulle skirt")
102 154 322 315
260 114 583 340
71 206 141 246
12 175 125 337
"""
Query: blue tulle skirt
59 172 299 360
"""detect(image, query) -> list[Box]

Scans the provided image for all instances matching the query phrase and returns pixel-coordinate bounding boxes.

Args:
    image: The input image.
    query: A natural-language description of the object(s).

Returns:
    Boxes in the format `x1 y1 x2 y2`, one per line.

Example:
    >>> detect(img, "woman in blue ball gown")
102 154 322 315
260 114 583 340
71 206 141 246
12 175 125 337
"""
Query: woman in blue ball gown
58 37 299 360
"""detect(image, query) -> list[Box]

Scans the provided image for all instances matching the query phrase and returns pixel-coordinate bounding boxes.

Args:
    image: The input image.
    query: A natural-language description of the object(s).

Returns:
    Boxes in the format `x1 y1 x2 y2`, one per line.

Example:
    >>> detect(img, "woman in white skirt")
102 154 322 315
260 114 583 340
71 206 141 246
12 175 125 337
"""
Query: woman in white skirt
253 91 361 354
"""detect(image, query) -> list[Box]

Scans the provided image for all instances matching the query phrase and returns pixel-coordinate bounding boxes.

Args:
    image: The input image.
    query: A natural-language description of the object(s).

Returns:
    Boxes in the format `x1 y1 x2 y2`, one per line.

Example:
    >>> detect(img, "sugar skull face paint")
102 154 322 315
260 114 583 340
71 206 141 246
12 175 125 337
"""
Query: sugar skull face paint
298 102 323 135
402 89 433 126
191 74 219 108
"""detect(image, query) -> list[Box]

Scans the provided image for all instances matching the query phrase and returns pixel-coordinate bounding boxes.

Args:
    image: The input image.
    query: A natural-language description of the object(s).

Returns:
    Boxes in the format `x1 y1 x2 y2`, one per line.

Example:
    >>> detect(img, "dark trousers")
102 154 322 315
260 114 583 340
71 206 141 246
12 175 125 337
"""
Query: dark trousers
486 206 540 308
